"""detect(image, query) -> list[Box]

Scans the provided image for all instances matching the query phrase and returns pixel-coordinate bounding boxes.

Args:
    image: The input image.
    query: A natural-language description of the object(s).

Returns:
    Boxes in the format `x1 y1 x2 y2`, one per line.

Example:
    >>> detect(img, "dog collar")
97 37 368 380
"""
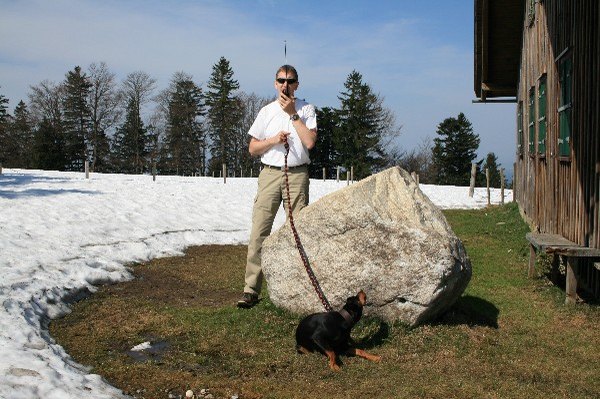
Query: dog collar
339 308 354 325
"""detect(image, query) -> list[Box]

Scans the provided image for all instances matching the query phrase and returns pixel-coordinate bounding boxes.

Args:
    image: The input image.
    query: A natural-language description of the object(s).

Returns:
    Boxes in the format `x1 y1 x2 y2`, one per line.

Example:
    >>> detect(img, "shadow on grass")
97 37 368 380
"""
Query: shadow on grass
356 320 390 349
434 295 499 328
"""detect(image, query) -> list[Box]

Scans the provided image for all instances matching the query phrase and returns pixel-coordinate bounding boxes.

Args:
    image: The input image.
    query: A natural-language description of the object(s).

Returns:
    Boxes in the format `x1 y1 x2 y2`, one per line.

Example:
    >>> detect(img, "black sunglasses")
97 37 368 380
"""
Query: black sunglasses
276 78 297 84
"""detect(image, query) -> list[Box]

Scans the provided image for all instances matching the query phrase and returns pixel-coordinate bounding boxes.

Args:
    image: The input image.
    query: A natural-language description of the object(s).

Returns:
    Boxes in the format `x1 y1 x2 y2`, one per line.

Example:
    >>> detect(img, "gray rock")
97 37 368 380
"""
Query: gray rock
262 167 471 326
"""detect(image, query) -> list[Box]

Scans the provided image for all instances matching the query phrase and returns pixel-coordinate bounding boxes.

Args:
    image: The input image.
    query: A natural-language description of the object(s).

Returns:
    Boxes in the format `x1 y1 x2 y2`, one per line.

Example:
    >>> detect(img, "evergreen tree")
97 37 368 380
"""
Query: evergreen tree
33 118 65 170
112 98 149 173
432 112 480 185
164 73 205 175
11 101 35 168
335 70 388 180
482 152 502 188
62 66 92 171
205 57 240 175
118 71 156 173
310 107 339 178
0 91 12 165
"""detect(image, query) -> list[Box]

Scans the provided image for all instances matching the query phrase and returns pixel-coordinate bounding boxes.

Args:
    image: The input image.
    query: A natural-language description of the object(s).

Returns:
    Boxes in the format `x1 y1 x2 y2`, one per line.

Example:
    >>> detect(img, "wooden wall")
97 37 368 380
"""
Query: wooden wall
515 0 599 295
515 0 599 246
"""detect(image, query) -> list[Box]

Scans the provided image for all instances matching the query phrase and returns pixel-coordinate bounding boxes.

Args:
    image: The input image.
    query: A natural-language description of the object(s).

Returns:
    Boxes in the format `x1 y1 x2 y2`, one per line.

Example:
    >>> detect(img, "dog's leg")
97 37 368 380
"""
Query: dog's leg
296 345 311 355
347 348 382 363
325 350 340 371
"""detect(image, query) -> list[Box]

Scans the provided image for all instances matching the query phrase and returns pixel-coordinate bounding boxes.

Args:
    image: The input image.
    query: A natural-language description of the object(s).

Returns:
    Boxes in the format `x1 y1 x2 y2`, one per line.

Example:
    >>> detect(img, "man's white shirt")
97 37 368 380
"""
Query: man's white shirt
248 99 317 167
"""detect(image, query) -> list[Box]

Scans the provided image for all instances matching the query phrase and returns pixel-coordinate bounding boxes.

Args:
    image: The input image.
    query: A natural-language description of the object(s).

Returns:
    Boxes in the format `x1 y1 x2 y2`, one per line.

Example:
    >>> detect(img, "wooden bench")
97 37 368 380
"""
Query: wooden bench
526 233 600 304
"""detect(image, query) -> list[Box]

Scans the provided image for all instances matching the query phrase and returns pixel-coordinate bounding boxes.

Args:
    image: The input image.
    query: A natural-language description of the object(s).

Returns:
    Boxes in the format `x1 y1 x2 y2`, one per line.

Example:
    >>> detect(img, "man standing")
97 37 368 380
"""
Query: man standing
237 65 318 308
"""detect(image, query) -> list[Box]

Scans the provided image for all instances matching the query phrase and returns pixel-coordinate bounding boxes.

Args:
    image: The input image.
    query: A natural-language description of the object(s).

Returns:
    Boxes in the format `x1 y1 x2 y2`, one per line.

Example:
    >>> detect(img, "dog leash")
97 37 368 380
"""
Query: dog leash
283 141 333 312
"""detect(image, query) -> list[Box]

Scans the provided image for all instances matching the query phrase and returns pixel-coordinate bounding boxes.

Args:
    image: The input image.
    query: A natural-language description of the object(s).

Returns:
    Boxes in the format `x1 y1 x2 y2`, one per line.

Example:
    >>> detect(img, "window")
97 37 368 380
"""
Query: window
528 87 536 154
517 101 524 157
537 75 547 155
558 57 572 157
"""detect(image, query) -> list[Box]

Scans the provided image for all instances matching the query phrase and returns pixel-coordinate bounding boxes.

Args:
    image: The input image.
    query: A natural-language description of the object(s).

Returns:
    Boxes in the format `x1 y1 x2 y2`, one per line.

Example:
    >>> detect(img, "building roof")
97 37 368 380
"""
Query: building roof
474 0 525 101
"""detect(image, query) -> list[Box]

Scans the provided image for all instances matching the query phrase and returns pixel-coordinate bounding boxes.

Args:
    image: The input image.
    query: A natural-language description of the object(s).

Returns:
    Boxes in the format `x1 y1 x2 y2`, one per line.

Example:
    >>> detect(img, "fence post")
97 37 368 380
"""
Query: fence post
486 167 491 206
323 167 326 182
336 166 340 182
84 160 89 179
350 166 354 184
469 162 477 198
346 171 350 186
500 168 505 205
0 163 3 175
152 163 157 182
222 163 227 184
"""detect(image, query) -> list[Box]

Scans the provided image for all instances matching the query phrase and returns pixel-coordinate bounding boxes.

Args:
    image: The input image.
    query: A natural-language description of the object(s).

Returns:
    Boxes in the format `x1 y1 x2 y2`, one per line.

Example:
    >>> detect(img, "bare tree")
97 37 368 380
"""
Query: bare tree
28 80 65 127
87 62 120 171
235 92 271 174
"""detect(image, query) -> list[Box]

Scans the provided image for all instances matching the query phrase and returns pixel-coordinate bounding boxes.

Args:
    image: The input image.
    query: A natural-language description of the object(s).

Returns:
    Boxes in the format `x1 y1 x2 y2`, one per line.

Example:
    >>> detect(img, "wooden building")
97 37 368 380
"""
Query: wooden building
474 0 600 300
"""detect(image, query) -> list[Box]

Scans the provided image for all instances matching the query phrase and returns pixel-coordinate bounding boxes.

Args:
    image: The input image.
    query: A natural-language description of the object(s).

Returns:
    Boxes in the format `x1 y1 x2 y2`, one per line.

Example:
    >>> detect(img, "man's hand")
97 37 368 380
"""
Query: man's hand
273 131 290 145
278 92 296 116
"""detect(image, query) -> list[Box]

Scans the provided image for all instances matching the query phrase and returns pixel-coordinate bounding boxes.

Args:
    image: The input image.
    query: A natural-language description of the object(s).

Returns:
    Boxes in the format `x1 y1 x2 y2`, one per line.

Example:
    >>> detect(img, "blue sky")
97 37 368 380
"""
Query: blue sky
0 0 516 172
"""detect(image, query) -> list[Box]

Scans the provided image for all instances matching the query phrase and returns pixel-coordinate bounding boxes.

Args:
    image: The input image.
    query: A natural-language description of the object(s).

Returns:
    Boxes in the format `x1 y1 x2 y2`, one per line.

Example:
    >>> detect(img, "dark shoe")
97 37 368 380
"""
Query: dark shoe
237 293 259 308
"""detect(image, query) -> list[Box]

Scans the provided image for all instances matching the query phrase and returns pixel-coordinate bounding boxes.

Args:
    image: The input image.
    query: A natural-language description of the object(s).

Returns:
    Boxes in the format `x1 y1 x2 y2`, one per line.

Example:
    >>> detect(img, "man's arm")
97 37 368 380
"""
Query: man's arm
248 131 290 156
279 93 317 150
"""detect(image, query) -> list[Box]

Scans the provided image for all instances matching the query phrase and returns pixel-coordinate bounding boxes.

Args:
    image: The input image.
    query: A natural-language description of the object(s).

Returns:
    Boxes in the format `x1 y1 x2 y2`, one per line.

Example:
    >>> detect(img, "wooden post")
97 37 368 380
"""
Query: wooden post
240 167 243 178
85 160 89 179
565 257 578 304
222 163 226 184
336 166 340 182
152 163 157 182
500 168 505 205
323 167 326 182
350 166 354 183
346 171 350 186
250 169 253 178
485 168 491 206
1 163 3 174
469 162 477 197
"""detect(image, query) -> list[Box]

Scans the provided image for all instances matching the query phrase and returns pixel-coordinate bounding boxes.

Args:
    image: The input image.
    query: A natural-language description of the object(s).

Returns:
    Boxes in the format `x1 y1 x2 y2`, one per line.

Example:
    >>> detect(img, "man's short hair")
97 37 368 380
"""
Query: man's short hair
276 65 298 80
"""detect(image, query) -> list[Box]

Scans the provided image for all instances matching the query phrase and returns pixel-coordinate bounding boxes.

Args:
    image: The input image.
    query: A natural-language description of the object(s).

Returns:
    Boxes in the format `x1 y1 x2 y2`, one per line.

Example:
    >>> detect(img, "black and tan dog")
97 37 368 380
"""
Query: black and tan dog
295 290 381 370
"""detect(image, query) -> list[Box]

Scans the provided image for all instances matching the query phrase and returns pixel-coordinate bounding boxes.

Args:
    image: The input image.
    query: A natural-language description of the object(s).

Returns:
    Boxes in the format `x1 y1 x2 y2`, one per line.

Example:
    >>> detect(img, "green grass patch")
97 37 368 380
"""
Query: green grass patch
49 205 600 399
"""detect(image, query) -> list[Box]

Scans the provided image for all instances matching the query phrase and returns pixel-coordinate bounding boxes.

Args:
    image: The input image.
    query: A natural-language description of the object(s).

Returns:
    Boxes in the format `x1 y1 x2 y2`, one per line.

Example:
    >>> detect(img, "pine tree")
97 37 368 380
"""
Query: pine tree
62 66 92 171
432 112 480 185
112 99 149 173
33 118 65 170
205 57 240 175
335 71 388 180
164 73 205 175
0 91 12 165
11 101 35 168
118 71 156 173
310 107 339 178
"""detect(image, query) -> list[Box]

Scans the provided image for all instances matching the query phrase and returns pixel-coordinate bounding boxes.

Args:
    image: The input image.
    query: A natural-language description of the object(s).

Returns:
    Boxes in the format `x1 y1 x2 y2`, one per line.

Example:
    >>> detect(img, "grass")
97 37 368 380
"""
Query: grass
49 203 600 399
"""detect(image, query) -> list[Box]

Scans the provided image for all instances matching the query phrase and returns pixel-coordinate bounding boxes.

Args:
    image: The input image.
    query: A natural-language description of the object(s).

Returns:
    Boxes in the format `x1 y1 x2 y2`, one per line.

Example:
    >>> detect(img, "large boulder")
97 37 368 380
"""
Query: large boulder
262 167 471 326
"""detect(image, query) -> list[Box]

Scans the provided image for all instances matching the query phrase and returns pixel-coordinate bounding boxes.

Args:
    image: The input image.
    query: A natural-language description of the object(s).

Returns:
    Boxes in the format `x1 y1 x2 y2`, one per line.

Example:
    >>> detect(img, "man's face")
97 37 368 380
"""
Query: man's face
274 71 299 97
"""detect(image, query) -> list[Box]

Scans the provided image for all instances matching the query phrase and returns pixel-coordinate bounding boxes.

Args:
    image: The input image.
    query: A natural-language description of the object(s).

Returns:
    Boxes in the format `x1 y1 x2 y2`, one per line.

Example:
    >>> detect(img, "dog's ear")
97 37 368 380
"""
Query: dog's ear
357 290 366 306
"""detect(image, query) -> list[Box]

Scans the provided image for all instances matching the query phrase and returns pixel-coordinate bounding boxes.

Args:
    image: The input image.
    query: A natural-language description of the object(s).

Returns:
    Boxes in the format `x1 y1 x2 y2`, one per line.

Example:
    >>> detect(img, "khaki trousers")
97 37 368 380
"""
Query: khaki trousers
244 165 309 295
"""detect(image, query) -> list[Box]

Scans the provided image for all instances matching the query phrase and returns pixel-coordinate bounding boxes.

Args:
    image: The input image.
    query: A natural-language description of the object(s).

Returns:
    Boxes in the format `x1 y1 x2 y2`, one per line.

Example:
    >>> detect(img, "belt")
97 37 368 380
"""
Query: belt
262 163 307 171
